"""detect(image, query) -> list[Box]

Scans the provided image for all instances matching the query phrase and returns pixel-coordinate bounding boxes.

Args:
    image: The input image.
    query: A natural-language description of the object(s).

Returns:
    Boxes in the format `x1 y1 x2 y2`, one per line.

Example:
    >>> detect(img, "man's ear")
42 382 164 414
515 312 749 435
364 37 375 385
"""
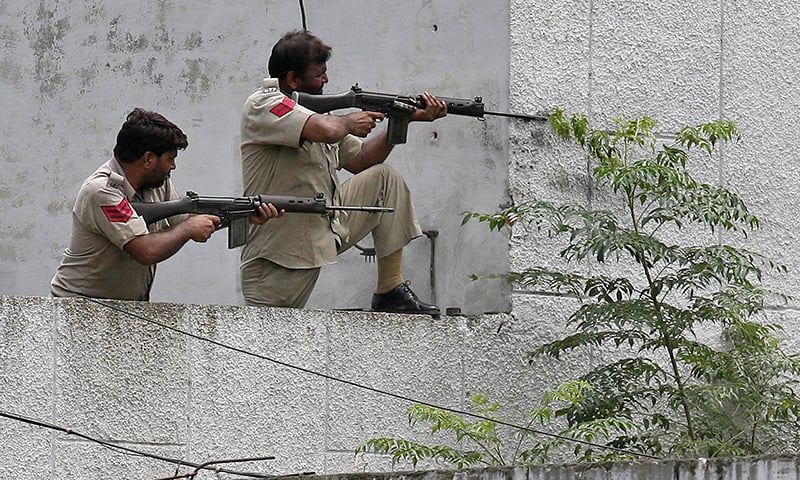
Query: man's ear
285 71 300 91
141 151 156 169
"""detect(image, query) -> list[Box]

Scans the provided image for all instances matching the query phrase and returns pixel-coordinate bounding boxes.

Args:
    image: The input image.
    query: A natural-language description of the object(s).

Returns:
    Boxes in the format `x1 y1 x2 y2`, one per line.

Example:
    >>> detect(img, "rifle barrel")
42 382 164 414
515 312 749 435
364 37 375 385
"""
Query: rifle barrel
328 205 394 213
483 110 549 122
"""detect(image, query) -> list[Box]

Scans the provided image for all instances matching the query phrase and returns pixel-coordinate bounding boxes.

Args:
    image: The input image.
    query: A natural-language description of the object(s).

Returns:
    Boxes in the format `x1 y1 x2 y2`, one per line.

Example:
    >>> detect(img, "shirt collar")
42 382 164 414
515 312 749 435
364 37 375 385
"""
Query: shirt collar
107 157 139 200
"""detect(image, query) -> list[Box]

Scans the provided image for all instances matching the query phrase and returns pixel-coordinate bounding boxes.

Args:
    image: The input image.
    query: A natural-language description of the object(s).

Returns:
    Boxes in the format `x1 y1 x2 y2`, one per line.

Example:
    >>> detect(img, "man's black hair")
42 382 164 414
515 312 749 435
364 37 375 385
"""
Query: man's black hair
268 30 332 80
113 108 188 163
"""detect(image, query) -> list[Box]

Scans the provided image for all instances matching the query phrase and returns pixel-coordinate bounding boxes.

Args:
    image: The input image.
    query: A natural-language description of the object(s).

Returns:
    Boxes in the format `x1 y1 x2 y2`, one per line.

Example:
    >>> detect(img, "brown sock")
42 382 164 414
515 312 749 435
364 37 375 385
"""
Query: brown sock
376 249 404 294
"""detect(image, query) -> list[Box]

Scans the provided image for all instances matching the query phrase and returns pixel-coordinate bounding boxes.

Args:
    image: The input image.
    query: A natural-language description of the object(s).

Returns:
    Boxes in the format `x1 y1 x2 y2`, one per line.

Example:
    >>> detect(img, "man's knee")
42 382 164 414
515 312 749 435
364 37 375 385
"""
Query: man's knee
357 163 403 182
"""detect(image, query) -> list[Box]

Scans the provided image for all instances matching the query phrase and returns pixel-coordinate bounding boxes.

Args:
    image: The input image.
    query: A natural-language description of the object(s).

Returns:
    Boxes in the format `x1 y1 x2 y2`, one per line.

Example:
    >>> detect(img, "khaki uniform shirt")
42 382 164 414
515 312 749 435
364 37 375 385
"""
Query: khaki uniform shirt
50 158 184 300
240 78 362 269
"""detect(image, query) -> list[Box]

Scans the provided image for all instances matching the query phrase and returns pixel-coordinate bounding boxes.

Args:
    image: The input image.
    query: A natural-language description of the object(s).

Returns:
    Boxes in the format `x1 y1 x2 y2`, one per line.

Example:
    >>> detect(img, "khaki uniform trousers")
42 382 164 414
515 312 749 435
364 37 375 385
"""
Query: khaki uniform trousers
241 164 422 308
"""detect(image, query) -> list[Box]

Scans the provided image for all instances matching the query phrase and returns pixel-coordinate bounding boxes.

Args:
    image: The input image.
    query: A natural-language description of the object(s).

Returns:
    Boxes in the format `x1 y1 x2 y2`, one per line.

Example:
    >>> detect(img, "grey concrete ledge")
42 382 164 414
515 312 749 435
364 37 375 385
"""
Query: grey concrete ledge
1 295 525 478
306 455 800 480
2 298 798 480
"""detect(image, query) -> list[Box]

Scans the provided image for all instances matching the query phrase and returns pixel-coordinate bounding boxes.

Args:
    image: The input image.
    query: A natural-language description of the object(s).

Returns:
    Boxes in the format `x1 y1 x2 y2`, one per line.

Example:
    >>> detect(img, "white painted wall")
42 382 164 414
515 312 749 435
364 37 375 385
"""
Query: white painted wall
505 1 800 320
0 0 513 314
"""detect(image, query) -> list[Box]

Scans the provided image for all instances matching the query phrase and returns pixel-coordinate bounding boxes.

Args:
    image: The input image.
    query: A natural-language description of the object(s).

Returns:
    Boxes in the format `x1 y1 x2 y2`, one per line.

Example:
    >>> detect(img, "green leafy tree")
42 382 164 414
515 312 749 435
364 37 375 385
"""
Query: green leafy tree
358 111 800 469
356 386 637 469
356 394 506 469
462 110 800 458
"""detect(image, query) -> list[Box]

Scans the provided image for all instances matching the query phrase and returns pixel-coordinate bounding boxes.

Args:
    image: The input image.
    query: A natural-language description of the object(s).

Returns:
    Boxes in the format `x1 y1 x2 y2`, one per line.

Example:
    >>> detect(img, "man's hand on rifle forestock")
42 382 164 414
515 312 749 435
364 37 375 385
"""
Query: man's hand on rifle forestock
250 202 284 225
409 92 447 122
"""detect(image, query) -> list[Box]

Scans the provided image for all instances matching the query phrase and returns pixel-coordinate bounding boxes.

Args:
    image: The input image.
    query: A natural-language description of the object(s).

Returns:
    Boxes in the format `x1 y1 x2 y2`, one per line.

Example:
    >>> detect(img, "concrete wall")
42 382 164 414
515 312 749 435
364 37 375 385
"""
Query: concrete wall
319 457 800 480
0 0 512 315
504 1 800 319
2 292 799 480
0 295 577 479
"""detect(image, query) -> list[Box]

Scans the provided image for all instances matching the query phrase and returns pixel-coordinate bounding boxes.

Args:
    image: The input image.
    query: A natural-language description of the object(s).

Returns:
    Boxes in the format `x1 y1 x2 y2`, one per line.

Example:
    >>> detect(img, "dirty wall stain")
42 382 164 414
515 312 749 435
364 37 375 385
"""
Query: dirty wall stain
0 25 23 88
106 15 147 53
180 58 219 101
23 1 69 96
103 15 217 99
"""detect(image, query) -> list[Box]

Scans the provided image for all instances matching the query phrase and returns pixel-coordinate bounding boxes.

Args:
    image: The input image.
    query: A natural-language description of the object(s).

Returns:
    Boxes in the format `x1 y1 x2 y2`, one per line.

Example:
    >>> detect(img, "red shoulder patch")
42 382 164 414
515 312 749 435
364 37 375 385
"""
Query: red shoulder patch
101 198 133 223
270 97 296 117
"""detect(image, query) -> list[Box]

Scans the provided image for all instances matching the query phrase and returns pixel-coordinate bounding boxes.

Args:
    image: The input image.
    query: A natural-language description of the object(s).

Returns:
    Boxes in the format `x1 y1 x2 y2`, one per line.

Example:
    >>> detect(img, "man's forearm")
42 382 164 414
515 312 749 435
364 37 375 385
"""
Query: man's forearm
344 130 394 174
123 222 195 265
302 114 353 143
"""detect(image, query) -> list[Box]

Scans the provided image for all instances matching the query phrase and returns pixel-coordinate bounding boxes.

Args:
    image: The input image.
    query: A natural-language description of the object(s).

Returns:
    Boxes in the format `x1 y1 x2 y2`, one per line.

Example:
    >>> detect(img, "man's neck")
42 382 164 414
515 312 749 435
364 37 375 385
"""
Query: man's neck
277 79 295 96
117 161 145 197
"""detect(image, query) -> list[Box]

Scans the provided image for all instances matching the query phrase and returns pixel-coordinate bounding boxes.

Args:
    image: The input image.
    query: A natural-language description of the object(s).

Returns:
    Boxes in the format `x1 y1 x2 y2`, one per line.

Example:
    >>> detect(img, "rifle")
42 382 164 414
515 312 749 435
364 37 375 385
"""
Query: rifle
131 191 393 249
292 84 549 145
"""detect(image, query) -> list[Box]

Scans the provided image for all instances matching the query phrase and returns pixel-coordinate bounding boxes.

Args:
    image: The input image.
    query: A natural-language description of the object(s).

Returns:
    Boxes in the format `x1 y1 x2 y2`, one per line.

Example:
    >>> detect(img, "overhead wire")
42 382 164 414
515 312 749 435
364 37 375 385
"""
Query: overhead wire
84 297 661 460
0 410 277 479
298 0 307 31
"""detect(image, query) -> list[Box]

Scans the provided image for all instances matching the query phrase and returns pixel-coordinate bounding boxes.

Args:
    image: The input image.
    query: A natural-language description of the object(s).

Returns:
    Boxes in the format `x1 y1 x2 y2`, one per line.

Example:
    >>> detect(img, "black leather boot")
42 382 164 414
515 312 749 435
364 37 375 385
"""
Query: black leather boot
371 281 440 315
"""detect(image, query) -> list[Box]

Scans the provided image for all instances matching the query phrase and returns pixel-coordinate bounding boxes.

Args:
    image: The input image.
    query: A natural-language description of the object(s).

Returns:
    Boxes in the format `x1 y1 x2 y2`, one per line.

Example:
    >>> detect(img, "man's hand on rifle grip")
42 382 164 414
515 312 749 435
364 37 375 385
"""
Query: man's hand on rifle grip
346 111 384 137
185 214 221 243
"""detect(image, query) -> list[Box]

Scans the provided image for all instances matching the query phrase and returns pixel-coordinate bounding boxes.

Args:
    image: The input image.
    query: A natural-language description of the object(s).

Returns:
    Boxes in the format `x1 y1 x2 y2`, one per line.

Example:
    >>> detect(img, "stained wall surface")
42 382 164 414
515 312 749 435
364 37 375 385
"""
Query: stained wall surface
0 1 513 315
